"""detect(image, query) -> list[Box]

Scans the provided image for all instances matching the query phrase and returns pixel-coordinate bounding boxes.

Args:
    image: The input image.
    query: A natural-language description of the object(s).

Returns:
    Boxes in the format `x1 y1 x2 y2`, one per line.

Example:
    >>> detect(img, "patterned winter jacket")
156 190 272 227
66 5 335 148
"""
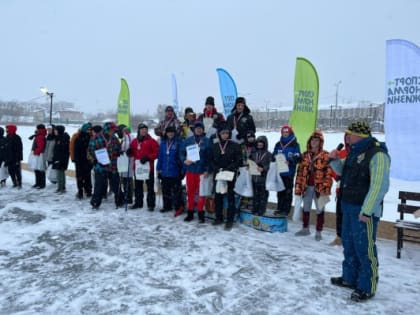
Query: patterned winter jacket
106 134 121 174
294 131 332 196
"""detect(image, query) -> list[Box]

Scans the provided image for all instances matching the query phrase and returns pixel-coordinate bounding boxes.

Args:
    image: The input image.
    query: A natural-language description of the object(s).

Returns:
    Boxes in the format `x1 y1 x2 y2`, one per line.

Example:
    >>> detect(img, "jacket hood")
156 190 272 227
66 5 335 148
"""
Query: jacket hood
306 130 324 151
6 124 17 135
55 125 65 135
256 135 268 149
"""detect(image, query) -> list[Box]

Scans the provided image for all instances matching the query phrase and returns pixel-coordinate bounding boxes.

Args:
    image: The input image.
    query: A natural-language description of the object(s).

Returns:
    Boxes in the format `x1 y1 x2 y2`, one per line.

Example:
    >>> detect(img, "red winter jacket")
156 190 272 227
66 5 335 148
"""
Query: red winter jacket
130 134 159 171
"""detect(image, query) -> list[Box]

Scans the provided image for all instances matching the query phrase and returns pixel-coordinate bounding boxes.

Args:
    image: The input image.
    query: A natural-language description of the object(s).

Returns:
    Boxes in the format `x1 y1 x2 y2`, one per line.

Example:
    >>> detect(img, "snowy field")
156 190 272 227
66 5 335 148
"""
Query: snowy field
0 170 419 315
0 124 419 314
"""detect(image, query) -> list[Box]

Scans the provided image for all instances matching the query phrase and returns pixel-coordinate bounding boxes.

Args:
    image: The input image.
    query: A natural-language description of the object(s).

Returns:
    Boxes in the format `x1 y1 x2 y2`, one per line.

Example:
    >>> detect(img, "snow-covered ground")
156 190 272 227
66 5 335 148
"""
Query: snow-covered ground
0 124 419 314
0 170 419 314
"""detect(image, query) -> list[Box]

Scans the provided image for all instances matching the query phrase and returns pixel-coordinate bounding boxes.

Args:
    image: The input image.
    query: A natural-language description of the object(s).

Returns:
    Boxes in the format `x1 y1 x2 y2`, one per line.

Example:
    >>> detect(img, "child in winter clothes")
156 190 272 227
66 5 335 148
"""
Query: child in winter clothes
249 136 272 216
52 125 70 193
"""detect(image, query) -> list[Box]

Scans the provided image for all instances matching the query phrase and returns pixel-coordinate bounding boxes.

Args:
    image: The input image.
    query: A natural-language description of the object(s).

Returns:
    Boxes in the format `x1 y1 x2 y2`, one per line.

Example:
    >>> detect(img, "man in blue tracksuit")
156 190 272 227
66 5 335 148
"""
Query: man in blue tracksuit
329 121 390 302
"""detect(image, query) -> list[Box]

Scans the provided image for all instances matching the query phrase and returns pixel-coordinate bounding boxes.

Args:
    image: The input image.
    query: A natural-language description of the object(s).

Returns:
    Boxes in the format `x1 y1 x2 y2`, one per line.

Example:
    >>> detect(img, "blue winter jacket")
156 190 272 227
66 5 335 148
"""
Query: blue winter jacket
156 137 182 178
180 134 211 174
272 134 301 177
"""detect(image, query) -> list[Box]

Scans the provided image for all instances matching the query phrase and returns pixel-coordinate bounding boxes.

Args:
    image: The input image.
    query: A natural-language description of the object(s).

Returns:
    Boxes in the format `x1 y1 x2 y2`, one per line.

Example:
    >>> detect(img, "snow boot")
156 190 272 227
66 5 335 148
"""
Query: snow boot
198 211 205 223
315 231 322 241
295 227 310 236
184 210 194 222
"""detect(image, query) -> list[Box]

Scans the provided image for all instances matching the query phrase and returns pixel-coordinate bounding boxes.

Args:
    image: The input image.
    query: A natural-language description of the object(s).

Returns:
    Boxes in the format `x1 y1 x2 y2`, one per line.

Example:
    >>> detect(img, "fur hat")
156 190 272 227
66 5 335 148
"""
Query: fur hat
346 121 371 138
205 96 215 106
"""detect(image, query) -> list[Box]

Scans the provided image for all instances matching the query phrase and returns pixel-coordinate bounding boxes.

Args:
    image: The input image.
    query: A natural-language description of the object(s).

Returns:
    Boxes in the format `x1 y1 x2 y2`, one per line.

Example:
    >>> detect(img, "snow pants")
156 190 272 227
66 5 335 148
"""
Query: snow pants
185 172 205 211
161 176 182 211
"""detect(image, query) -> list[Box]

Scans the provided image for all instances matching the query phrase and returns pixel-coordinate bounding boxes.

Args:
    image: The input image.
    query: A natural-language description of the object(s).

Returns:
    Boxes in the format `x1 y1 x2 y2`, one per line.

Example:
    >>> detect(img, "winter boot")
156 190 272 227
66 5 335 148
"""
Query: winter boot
33 171 40 188
316 212 325 232
184 210 194 222
295 227 310 236
315 231 322 241
198 211 205 223
224 221 233 231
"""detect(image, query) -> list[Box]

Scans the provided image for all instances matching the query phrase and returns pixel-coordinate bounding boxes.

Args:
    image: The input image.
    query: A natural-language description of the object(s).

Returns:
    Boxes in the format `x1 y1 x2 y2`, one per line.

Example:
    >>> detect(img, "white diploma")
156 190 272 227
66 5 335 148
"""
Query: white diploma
94 148 110 165
275 154 289 173
186 144 200 162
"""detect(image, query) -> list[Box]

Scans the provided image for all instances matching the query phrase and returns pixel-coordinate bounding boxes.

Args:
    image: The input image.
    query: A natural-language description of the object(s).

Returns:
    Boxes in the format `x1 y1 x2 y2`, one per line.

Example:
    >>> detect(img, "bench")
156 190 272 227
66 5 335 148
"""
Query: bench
395 191 420 258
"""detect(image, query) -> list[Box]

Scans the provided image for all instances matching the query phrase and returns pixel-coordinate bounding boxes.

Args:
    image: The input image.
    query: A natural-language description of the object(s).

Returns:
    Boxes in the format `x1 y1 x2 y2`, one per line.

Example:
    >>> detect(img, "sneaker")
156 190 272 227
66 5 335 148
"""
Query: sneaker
329 236 342 246
224 221 233 230
295 227 310 236
331 277 356 289
315 231 322 241
350 289 375 302
212 218 224 226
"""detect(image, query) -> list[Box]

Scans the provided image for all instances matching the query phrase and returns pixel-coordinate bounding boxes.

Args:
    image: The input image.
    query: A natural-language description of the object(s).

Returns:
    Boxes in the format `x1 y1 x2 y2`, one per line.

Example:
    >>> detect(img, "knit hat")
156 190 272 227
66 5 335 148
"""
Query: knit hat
36 124 46 130
92 125 102 133
137 123 148 130
103 122 118 133
184 107 194 115
235 97 246 106
193 121 205 130
205 96 215 106
81 122 92 133
165 126 176 133
281 125 293 134
346 121 371 138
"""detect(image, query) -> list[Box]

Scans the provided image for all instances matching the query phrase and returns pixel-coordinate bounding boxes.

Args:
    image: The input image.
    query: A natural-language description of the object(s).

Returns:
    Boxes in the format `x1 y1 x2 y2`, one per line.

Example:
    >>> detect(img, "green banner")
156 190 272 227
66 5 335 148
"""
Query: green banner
289 57 319 145
117 78 130 128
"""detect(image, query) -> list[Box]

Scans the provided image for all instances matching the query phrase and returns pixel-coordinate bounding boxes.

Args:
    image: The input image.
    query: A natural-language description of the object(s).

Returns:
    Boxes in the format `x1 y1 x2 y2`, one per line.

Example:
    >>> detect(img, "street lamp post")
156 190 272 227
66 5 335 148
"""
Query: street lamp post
334 80 341 128
40 87 54 125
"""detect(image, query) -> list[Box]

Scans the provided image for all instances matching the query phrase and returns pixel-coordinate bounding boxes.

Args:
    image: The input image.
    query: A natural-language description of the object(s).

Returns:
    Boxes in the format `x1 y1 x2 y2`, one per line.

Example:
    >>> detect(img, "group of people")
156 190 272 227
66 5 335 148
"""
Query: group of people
0 96 391 302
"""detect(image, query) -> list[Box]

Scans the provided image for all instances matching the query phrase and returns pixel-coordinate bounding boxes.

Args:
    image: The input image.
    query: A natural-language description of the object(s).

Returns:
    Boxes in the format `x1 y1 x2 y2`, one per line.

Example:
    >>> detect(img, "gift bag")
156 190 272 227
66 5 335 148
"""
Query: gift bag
135 160 150 180
27 152 46 171
47 164 57 184
215 180 228 194
0 162 8 181
199 174 214 197
292 195 303 222
234 167 253 197
265 162 285 191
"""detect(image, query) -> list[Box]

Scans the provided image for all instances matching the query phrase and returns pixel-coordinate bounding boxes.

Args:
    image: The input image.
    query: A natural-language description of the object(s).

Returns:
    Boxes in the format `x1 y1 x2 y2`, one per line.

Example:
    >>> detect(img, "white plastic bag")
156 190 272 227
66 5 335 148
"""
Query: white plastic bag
215 180 228 194
135 160 150 180
265 162 285 191
0 162 8 181
292 195 303 222
28 152 46 171
47 164 57 184
234 167 253 197
199 174 214 197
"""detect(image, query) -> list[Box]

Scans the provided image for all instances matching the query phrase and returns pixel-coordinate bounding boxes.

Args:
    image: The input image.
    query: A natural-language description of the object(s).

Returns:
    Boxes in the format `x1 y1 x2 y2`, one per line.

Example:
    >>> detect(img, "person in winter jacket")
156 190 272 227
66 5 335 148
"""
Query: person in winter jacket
154 105 182 138
0 127 8 186
272 125 301 216
329 121 390 302
294 130 332 240
249 136 272 215
156 126 183 214
88 125 108 209
210 123 242 230
29 124 47 189
180 107 196 140
197 96 225 139
118 125 135 206
180 121 211 223
4 125 23 188
329 133 350 246
73 122 93 199
103 122 122 208
44 125 56 167
130 123 159 210
52 125 70 193
226 97 256 144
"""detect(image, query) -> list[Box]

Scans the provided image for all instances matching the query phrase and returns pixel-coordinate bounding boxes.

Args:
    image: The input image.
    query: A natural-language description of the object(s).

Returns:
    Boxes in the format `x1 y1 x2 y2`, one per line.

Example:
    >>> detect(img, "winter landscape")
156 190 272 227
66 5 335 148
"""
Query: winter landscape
0 125 419 315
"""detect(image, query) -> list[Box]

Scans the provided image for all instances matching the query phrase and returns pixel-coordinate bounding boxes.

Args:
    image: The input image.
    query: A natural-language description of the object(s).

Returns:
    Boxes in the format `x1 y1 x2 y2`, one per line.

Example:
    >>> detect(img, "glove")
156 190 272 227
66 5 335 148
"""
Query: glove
140 157 149 164
157 173 163 180
287 152 294 161
28 134 36 140
126 148 132 156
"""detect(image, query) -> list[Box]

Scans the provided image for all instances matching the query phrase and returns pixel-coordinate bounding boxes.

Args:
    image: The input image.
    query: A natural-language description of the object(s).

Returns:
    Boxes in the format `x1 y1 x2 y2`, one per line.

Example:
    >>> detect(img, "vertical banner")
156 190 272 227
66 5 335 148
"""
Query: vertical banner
171 73 179 115
117 78 130 128
385 39 420 180
289 57 319 145
216 68 238 118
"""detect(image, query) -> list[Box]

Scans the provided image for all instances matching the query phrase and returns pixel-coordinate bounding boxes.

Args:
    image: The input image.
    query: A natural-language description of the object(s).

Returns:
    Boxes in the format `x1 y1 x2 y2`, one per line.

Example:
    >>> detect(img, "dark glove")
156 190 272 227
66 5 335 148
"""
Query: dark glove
157 173 163 180
126 148 132 156
140 157 149 164
28 134 36 140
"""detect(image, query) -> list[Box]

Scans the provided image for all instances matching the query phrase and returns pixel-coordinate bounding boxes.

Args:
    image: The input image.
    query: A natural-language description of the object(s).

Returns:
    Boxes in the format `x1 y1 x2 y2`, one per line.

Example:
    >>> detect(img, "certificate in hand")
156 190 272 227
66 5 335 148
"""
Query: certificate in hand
186 144 200 162
275 154 289 173
247 159 261 175
215 170 235 181
95 148 110 165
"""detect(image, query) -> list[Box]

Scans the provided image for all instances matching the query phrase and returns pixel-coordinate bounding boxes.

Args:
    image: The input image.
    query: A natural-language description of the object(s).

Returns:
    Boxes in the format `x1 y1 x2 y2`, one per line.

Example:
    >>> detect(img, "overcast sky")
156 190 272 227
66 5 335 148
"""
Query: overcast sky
1 0 419 114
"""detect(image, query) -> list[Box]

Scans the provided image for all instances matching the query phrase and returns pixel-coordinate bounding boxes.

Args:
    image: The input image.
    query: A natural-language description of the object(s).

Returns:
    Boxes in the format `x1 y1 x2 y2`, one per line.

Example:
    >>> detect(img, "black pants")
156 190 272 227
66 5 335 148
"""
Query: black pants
215 180 236 223
252 181 268 215
119 177 133 204
75 163 92 196
8 163 22 187
34 170 46 188
107 171 120 206
161 176 182 211
133 172 155 208
277 175 294 214
91 170 107 208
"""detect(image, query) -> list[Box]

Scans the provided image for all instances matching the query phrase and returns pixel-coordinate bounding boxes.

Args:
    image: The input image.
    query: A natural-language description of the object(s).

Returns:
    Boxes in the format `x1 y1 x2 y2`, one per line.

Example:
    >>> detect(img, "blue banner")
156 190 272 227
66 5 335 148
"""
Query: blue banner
216 68 238 118
171 73 179 115
385 39 420 180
